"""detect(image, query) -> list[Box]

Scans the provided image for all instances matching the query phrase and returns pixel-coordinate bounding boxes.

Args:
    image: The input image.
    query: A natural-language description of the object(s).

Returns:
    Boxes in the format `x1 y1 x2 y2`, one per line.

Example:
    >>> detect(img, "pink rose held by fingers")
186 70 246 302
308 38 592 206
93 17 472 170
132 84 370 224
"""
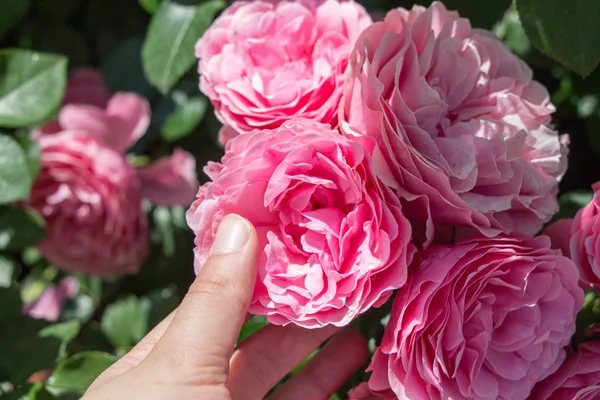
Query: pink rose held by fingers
571 182 600 289
195 0 372 143
186 119 415 328
340 2 567 244
370 235 584 400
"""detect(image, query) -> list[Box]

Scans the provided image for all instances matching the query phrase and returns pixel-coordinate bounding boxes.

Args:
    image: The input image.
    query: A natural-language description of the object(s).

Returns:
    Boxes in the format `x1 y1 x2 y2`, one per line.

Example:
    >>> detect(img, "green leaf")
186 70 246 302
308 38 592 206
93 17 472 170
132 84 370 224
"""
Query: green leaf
0 208 46 251
14 134 41 181
238 316 268 343
0 133 33 204
494 4 531 57
61 293 97 324
0 50 68 127
558 191 594 219
142 0 225 94
152 206 176 256
1 383 57 400
0 286 61 383
147 286 179 328
161 90 208 142
517 0 600 77
101 296 150 347
139 0 161 14
439 0 511 28
0 255 18 288
0 0 30 41
40 321 82 361
47 352 116 394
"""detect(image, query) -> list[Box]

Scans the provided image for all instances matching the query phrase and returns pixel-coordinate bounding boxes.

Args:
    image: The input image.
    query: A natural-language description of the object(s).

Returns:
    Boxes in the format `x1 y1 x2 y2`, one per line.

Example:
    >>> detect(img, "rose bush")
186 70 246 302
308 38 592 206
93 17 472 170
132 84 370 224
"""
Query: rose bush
195 0 372 142
186 118 415 327
27 70 198 276
369 234 584 400
339 2 567 244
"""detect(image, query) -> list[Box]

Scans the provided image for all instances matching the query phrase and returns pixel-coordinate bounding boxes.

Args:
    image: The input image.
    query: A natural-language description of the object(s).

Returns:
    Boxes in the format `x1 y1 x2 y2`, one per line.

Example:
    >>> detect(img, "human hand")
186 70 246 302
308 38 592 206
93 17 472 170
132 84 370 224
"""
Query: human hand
82 214 369 400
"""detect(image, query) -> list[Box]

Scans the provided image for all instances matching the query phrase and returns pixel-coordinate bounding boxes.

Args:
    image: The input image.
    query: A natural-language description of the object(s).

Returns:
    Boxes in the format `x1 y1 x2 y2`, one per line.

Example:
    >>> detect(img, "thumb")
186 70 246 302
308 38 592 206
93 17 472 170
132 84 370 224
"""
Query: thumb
145 214 258 383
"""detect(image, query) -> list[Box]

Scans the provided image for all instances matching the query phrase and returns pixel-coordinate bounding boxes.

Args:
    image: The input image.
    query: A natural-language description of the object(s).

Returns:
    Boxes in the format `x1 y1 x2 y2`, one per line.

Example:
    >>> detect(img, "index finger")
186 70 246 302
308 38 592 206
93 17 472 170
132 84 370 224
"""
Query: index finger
146 214 258 381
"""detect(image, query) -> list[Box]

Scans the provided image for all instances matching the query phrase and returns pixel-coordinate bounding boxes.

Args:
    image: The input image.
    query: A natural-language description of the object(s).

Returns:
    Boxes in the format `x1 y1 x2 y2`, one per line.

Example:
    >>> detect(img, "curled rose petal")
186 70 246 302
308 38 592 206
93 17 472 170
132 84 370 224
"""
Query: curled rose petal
137 148 199 206
186 119 415 328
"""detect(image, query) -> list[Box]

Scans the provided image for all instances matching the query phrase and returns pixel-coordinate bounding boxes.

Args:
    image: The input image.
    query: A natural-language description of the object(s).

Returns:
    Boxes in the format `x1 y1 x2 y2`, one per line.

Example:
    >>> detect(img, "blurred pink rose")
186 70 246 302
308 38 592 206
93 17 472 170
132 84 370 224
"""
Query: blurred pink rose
348 383 396 400
571 182 600 289
28 69 198 276
186 119 415 328
29 133 149 276
23 277 79 322
531 341 600 400
370 234 583 400
62 68 111 108
196 0 372 141
340 2 567 245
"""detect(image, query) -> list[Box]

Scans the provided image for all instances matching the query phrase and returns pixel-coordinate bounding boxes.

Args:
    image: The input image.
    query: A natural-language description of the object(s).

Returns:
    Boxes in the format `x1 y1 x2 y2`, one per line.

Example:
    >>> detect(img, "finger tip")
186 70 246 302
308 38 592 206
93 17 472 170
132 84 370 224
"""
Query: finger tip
335 328 370 363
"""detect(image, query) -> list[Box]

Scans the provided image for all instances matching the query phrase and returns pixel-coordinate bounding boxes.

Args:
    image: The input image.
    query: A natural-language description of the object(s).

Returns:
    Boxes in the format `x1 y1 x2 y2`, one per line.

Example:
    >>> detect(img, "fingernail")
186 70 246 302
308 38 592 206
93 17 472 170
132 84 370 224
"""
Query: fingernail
211 214 251 254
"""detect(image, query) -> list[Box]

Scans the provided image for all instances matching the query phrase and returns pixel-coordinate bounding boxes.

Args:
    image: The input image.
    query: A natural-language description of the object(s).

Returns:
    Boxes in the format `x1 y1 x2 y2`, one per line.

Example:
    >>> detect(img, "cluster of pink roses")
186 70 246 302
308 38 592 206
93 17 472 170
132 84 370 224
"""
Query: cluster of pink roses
188 0 600 399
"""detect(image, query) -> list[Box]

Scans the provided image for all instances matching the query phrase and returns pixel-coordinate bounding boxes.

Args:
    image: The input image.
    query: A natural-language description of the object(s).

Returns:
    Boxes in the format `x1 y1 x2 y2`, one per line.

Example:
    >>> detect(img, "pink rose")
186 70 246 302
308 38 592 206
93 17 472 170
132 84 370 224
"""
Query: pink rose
571 182 600 289
369 234 584 400
348 383 396 400
186 119 415 328
29 133 149 276
28 70 199 276
531 341 600 400
23 277 79 322
340 2 567 244
196 0 372 141
543 218 573 258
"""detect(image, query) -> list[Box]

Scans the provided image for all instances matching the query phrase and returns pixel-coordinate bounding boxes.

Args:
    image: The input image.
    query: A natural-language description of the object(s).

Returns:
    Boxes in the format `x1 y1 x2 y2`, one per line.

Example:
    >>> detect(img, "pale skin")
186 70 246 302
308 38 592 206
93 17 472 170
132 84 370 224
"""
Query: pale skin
82 214 369 400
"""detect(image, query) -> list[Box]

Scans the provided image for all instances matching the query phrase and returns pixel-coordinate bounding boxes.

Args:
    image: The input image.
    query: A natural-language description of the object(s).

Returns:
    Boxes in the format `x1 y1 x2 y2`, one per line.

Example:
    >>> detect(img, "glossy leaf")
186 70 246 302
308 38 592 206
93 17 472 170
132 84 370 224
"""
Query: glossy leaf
0 50 67 127
0 208 46 252
47 352 116 394
41 321 82 361
518 0 600 77
0 255 18 288
161 91 207 142
142 0 225 94
0 133 33 205
101 295 150 347
0 286 60 383
1 383 57 400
